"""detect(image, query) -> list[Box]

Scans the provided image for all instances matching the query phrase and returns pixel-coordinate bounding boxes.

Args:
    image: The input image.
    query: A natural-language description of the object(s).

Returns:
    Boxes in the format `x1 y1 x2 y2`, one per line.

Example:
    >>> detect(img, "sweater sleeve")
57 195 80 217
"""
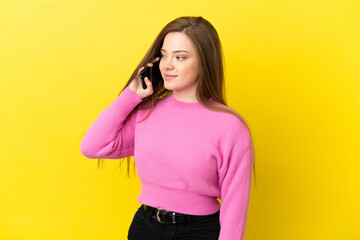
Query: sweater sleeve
80 86 143 159
218 142 254 240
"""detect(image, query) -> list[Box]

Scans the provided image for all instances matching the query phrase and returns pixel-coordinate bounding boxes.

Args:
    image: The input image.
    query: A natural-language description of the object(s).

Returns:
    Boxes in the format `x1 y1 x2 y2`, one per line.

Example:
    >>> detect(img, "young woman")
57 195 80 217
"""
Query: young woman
80 16 255 240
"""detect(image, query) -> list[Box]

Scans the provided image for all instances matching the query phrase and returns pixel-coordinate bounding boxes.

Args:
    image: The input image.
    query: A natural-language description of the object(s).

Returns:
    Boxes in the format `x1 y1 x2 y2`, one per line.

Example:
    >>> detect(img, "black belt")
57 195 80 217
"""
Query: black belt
142 204 219 224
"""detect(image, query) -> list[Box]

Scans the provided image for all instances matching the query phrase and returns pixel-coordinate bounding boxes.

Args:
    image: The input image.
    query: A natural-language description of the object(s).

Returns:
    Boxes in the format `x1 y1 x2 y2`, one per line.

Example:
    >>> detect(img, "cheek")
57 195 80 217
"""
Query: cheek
159 62 165 74
185 62 198 76
159 60 169 72
186 64 200 82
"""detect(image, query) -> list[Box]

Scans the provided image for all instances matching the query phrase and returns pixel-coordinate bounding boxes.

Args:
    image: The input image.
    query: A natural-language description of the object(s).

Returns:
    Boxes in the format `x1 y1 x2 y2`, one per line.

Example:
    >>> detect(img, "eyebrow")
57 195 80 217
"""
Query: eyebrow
160 49 190 54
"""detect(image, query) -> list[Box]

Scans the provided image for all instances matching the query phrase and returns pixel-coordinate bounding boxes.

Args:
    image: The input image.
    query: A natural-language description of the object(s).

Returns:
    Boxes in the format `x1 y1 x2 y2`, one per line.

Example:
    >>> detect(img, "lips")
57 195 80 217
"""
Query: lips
164 73 177 77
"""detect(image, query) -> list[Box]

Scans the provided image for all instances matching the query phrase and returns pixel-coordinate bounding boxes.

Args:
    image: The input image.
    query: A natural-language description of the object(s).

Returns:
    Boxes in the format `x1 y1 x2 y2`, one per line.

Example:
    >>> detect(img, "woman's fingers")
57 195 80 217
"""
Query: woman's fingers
146 57 160 67
145 77 153 89
152 56 160 63
138 56 160 77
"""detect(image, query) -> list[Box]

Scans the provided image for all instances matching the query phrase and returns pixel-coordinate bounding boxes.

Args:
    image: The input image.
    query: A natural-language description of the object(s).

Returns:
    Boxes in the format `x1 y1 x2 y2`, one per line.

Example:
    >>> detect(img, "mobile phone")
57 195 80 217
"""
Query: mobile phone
140 57 161 89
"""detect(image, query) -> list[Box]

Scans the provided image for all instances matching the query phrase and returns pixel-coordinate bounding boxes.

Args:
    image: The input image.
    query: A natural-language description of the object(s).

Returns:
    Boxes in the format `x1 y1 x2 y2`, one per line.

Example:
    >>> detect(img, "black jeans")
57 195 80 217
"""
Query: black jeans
127 204 220 240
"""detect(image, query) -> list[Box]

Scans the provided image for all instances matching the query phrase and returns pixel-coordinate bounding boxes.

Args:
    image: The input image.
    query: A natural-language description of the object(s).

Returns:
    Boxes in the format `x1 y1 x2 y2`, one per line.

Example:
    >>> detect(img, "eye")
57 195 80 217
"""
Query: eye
177 56 185 60
160 54 166 58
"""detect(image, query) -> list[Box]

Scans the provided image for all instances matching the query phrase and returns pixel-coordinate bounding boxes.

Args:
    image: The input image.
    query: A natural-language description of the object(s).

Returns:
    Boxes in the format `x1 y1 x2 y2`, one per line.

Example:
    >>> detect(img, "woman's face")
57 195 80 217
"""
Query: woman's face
159 32 200 97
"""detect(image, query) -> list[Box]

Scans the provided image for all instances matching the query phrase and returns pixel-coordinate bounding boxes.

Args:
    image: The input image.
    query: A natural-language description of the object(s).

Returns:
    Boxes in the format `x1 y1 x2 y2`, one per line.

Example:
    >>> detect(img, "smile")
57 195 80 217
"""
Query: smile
164 74 177 80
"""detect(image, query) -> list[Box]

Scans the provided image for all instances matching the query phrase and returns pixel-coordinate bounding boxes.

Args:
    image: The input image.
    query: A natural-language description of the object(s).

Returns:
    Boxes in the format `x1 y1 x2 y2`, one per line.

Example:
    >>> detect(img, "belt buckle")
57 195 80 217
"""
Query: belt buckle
155 209 176 224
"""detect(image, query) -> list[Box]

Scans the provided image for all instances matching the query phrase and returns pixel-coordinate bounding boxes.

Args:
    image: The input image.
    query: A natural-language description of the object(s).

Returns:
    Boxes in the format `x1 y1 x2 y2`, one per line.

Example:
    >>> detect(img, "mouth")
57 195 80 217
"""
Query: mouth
164 74 177 80
164 74 177 77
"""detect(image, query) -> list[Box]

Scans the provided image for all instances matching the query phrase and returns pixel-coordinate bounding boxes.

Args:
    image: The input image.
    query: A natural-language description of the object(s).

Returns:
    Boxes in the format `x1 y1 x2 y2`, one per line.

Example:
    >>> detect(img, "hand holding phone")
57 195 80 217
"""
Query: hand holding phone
140 66 151 89
128 56 161 99
140 56 161 90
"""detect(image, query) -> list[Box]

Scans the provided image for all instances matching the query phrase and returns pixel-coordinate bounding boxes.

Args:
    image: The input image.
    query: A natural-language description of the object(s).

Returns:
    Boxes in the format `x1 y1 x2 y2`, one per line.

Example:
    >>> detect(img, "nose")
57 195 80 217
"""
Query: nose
162 57 174 70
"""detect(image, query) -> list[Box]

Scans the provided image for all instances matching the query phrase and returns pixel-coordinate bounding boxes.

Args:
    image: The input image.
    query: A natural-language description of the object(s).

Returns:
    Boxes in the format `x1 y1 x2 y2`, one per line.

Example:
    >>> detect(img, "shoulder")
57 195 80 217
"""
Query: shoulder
212 102 252 149
210 100 249 126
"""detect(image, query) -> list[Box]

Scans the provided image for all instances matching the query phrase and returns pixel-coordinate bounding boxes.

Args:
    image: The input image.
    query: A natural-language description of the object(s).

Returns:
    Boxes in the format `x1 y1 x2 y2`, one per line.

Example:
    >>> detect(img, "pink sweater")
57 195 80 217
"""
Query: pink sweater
80 86 254 240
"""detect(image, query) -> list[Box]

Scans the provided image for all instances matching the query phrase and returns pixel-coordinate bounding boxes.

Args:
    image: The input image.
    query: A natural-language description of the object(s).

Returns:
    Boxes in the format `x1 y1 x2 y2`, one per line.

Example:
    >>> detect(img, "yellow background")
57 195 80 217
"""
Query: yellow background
1 0 359 239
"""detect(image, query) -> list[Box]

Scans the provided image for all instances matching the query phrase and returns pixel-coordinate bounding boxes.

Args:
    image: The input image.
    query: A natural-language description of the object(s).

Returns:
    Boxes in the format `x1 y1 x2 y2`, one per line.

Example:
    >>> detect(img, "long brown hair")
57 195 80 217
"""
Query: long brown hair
79 16 256 187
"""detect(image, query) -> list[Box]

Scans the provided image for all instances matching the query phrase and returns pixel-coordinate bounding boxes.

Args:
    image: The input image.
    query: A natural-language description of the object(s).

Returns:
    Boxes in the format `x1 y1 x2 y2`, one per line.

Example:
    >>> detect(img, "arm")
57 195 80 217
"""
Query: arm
218 142 254 240
80 86 143 159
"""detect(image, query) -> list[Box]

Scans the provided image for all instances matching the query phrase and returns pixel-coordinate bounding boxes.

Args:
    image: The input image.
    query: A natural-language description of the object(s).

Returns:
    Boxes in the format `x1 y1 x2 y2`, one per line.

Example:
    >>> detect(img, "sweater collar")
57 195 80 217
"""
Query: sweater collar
167 94 205 110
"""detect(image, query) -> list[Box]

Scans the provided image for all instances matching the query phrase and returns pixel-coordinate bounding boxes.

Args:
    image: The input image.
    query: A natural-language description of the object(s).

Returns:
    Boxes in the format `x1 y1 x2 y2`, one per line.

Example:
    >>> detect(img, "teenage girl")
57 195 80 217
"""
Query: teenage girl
80 16 255 240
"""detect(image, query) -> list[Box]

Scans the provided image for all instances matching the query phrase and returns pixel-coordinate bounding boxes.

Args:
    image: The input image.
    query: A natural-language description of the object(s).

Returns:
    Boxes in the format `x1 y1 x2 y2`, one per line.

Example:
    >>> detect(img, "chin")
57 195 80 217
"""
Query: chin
163 83 174 91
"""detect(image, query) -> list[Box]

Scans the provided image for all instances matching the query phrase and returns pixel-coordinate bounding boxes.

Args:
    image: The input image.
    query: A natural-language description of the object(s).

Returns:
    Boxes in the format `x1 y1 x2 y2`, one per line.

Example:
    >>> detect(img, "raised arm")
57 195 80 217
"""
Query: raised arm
80 86 143 159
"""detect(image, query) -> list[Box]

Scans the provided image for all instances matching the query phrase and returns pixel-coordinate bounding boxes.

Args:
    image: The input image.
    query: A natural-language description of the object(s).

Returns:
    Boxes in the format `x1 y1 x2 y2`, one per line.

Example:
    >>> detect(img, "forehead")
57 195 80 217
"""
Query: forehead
162 32 195 52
